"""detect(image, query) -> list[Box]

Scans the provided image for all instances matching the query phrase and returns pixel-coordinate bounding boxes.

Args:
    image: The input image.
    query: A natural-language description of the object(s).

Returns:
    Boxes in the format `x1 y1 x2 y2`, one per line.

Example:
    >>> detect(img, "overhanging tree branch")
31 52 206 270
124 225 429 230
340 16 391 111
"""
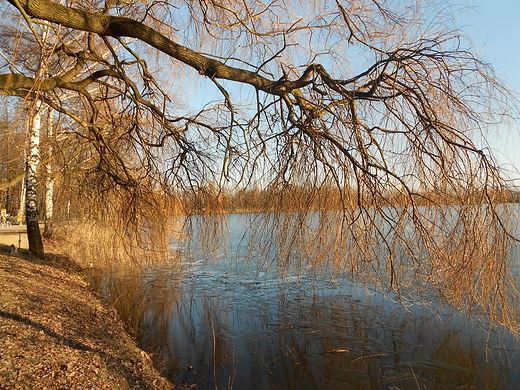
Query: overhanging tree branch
2 0 520 333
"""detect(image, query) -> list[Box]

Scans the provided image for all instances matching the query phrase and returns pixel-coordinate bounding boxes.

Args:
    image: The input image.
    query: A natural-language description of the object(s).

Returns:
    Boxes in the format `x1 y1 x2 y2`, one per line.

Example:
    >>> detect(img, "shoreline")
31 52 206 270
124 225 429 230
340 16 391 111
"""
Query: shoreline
0 239 174 389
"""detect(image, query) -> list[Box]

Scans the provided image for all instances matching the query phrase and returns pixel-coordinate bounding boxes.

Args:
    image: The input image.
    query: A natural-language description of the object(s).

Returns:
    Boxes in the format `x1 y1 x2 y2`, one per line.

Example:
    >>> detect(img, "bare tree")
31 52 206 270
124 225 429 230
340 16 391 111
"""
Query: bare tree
25 99 44 257
0 102 26 219
1 0 519 329
43 107 55 238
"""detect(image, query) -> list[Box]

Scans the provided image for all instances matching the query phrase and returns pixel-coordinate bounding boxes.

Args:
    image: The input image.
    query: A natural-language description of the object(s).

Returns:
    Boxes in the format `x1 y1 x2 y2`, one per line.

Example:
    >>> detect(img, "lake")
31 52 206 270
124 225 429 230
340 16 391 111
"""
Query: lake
88 212 520 389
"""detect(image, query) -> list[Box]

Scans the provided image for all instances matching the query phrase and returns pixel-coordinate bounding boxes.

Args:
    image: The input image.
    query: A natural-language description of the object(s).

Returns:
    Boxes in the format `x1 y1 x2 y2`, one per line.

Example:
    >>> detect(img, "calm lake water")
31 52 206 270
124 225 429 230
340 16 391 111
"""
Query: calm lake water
88 212 520 389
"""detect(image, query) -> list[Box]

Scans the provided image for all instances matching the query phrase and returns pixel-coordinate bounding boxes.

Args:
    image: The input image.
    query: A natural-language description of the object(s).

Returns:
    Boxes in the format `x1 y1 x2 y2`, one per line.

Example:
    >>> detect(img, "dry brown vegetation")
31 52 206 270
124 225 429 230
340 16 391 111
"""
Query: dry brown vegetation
0 1 520 378
0 242 174 390
187 186 520 214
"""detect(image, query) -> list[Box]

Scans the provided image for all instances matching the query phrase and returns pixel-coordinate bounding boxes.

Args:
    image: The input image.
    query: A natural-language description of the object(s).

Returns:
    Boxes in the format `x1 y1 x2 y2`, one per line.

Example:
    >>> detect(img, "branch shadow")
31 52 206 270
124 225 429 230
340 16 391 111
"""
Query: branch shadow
0 309 164 388
0 309 98 353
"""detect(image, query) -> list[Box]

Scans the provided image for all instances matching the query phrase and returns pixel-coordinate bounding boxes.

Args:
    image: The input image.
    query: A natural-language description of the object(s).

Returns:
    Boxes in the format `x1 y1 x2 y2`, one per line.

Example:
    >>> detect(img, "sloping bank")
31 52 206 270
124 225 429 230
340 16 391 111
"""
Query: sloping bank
0 243 173 389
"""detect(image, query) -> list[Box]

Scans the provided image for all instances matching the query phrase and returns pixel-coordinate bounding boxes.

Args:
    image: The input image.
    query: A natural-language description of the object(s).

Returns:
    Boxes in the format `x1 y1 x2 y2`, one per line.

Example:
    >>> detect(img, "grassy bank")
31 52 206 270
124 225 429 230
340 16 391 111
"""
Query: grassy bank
0 242 173 389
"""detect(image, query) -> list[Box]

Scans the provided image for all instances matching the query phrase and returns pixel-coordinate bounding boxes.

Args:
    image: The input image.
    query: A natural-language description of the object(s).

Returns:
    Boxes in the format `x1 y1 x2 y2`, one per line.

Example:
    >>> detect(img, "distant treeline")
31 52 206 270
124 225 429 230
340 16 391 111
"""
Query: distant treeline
172 185 520 215
8 182 517 222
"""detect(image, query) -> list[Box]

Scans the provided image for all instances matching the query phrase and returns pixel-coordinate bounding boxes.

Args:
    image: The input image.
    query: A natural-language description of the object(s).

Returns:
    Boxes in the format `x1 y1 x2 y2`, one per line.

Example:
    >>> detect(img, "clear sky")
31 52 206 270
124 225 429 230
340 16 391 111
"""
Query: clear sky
449 0 520 185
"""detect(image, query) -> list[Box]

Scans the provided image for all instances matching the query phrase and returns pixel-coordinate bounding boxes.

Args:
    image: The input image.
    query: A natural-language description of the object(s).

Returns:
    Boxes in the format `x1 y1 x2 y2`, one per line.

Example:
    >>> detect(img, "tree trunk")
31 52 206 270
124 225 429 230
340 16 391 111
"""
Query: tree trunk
19 175 25 224
26 100 44 258
43 108 54 238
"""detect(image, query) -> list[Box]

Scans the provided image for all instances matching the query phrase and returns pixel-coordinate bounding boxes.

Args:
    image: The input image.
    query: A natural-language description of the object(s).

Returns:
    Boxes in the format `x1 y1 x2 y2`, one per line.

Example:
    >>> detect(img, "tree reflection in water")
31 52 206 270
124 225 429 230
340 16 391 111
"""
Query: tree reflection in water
80 211 520 389
88 257 520 390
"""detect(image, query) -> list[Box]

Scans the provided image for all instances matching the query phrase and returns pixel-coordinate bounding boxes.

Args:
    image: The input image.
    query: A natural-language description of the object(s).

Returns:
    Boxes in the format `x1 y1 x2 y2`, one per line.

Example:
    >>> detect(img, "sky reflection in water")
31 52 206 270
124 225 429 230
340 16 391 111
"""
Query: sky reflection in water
91 213 520 389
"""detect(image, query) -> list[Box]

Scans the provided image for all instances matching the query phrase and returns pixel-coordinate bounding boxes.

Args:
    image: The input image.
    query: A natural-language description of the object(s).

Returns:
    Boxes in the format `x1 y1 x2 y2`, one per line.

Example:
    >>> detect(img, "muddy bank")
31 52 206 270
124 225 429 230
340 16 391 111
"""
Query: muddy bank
0 242 174 389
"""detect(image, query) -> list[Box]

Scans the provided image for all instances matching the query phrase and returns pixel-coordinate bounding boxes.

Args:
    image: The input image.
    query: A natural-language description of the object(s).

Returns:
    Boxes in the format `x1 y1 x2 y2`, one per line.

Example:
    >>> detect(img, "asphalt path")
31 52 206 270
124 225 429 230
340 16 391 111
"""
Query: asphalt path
0 224 26 234
0 225 29 249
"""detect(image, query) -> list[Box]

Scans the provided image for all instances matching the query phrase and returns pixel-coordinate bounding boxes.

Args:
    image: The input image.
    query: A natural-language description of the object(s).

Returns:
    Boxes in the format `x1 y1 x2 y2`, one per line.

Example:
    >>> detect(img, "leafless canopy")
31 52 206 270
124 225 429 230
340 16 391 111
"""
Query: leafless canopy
1 0 519 331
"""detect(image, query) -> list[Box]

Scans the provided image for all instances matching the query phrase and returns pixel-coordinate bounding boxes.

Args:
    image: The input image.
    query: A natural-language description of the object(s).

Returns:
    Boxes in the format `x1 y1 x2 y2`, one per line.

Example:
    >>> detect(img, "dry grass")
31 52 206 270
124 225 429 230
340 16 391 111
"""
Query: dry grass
0 242 174 390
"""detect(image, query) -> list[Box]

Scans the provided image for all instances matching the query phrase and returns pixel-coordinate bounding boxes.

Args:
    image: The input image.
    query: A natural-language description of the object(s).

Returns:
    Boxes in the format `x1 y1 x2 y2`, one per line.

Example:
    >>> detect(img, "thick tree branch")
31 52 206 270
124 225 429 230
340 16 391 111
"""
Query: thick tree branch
0 66 119 96
0 170 25 190
6 0 326 96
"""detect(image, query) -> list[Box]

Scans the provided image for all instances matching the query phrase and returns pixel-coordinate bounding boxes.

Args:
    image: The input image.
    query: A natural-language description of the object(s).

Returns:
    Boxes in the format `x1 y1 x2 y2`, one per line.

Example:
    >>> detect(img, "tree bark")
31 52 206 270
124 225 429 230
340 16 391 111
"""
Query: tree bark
43 108 54 238
5 0 299 96
26 100 44 258
19 174 25 224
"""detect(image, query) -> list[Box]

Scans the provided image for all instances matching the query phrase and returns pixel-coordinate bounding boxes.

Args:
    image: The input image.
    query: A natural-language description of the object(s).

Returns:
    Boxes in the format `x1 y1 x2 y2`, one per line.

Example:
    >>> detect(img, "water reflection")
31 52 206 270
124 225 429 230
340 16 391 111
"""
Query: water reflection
88 266 520 389
87 213 520 389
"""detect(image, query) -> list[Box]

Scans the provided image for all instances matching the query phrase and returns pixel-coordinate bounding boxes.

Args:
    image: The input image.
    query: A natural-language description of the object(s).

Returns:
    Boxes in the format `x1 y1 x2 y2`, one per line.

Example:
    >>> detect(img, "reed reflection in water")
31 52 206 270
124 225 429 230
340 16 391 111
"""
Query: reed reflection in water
88 213 520 390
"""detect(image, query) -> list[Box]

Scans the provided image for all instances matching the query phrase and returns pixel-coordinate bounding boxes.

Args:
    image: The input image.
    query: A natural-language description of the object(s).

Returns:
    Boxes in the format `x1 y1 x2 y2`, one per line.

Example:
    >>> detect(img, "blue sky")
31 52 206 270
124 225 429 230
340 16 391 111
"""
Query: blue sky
449 0 520 184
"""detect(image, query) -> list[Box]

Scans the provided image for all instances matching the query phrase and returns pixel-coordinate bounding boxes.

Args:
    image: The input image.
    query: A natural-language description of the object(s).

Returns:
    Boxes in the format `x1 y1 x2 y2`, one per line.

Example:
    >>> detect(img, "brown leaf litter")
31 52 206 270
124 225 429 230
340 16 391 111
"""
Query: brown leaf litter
0 243 175 390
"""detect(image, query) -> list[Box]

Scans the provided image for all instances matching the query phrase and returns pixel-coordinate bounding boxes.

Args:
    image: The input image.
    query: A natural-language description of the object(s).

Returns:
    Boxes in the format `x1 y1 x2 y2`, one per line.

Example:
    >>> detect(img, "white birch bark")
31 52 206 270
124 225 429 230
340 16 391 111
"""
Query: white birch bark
24 14 52 256
26 99 44 257
19 174 25 223
44 108 54 237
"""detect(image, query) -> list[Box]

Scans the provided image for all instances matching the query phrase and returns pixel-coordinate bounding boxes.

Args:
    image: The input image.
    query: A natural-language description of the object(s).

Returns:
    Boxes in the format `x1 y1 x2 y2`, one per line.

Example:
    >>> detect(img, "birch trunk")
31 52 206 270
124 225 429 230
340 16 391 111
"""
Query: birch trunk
26 100 44 258
43 108 54 238
19 176 25 223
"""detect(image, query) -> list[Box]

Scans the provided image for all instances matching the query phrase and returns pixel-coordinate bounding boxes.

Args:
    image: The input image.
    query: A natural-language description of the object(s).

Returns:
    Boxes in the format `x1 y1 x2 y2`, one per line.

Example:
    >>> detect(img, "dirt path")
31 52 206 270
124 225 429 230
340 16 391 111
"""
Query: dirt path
0 242 174 389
